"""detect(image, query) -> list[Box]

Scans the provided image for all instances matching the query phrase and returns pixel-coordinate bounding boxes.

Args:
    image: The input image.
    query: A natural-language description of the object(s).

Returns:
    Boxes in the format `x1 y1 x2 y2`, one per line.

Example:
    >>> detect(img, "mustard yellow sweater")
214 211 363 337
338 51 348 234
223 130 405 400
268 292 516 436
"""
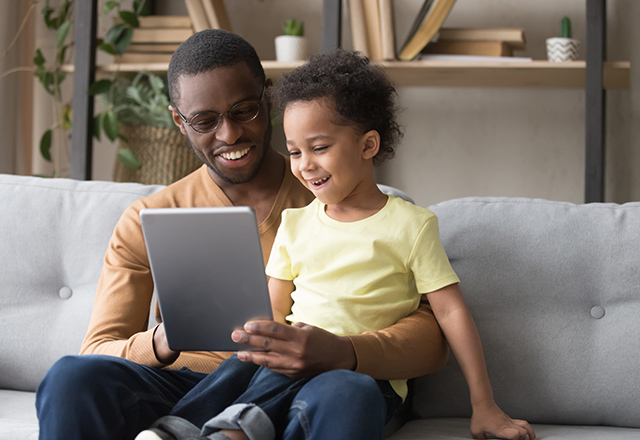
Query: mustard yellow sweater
81 164 448 379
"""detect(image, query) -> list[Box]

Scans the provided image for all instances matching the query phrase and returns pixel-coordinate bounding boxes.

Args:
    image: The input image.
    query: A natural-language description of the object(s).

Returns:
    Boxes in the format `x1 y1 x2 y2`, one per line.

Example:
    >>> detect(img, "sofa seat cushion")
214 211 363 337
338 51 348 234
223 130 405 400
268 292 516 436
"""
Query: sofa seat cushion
0 390 37 440
386 418 640 440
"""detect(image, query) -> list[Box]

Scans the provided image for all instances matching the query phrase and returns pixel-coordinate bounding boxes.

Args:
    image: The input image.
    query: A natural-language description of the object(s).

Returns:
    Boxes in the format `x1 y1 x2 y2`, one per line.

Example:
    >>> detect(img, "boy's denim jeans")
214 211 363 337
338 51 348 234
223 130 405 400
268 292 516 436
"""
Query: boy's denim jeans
36 354 401 440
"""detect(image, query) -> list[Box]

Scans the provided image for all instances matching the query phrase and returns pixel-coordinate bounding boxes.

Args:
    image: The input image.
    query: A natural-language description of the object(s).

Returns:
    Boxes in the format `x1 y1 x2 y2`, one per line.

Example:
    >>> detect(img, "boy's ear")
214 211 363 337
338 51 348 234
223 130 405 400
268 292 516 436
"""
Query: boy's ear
168 105 187 136
361 130 380 160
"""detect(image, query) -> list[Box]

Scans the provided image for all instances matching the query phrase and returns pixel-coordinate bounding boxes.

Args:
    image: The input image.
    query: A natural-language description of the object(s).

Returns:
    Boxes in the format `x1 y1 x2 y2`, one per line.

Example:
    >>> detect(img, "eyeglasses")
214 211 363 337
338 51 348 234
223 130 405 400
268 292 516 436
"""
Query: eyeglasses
175 86 266 134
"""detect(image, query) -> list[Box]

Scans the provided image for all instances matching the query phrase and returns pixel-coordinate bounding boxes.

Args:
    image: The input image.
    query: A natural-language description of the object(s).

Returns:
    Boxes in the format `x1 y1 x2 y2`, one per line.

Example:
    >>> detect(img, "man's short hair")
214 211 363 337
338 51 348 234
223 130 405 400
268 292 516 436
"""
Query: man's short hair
168 29 266 106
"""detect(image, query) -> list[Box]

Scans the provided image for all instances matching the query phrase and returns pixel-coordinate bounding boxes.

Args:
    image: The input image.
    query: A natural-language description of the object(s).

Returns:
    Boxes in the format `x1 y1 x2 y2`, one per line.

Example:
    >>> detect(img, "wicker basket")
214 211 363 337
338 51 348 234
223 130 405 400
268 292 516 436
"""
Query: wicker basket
113 124 202 185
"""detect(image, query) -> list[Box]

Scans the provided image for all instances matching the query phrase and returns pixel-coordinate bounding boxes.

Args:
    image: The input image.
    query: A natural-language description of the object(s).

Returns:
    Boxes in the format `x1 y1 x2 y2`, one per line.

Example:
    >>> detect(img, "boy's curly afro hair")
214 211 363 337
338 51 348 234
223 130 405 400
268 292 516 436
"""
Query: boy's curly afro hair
270 50 403 166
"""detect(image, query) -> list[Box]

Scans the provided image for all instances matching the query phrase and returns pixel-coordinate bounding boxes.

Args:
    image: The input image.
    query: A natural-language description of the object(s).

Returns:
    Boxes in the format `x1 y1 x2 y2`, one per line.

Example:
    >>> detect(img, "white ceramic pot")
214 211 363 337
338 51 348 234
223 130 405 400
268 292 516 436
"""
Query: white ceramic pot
275 35 307 62
546 37 580 62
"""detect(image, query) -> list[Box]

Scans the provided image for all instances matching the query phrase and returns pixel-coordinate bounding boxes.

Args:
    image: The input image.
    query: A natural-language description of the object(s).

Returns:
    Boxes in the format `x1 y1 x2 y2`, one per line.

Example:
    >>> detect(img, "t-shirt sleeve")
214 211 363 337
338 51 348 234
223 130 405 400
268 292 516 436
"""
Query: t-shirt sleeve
410 215 460 293
265 211 294 281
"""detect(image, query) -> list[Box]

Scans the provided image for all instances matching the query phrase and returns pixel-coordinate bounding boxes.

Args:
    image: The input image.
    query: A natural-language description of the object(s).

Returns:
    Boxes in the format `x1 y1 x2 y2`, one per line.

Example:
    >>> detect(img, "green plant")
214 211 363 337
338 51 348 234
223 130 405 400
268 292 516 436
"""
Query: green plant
282 18 304 37
34 0 152 170
561 16 572 39
91 71 176 169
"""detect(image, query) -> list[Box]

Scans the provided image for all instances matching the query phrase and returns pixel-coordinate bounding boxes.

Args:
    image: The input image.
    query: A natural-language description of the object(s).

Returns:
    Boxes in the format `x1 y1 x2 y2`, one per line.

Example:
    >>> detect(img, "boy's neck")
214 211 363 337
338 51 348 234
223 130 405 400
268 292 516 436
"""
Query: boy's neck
324 179 388 222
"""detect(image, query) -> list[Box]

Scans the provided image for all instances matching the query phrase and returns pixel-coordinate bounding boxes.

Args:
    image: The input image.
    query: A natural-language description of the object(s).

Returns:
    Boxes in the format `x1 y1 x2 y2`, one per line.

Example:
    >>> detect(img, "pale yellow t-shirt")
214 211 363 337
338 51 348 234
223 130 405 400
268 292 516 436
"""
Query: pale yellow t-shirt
266 195 460 398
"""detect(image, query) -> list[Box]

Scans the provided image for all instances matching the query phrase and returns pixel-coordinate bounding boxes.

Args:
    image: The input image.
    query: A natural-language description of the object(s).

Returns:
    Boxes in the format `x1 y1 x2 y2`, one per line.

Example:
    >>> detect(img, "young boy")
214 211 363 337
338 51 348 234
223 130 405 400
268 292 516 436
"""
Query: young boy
138 50 535 440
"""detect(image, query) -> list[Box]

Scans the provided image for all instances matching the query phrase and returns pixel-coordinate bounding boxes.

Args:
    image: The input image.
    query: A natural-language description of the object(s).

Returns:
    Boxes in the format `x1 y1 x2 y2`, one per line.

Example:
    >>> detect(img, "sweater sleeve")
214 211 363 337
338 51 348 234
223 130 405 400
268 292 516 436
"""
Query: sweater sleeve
348 296 449 380
79 202 229 373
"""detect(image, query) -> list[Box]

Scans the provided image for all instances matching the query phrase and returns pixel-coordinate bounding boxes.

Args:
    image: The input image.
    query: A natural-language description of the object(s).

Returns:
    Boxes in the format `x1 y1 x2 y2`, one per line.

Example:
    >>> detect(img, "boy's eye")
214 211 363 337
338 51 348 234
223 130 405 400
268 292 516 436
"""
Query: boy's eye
313 146 328 153
288 151 301 158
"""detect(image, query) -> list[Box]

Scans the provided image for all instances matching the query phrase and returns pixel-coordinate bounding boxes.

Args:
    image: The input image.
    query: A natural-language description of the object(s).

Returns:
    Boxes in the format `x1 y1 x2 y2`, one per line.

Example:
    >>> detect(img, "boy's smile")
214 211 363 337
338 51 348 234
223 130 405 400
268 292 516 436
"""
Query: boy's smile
284 98 386 219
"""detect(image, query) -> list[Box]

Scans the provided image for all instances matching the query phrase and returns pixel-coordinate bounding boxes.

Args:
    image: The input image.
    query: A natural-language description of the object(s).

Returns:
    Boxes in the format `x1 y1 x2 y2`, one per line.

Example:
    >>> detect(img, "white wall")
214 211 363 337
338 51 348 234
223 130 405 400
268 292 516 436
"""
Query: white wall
134 0 639 206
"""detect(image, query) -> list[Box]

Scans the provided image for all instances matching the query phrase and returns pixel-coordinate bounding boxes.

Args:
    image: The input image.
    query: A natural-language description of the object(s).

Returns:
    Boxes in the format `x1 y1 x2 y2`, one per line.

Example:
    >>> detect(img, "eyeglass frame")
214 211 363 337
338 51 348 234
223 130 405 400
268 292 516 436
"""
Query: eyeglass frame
174 85 267 134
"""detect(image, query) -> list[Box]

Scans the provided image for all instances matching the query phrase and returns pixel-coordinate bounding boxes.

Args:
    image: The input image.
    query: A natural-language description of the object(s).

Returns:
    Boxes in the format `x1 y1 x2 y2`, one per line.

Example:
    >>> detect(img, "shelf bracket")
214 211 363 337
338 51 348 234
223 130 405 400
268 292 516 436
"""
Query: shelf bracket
585 0 606 203
70 0 97 180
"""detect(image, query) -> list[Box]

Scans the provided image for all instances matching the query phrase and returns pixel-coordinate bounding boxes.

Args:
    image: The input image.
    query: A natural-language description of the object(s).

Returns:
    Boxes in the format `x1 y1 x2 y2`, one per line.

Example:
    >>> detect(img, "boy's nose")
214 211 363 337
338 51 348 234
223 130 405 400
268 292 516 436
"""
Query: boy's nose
298 154 315 172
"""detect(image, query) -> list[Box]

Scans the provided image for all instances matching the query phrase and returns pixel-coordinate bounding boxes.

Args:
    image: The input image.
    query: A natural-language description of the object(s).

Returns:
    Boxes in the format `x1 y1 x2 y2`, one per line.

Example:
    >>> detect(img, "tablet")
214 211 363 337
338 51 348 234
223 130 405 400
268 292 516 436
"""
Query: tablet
140 206 273 351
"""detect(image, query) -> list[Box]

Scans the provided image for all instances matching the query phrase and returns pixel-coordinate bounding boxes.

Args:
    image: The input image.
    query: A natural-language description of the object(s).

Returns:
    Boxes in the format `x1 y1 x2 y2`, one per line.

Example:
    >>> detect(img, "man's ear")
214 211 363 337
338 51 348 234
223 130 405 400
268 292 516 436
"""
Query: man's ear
361 130 380 160
168 105 187 136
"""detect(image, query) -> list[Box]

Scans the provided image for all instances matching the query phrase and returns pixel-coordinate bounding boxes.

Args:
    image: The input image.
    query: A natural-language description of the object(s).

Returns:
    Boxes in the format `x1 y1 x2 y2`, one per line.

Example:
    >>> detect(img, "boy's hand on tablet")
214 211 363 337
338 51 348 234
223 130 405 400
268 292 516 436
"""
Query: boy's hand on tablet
233 321 356 378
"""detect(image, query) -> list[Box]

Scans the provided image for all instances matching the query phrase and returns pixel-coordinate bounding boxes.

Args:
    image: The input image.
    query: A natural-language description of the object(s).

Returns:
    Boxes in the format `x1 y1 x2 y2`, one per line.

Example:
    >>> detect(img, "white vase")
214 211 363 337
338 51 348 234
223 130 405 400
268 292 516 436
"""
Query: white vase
546 37 580 62
275 35 307 62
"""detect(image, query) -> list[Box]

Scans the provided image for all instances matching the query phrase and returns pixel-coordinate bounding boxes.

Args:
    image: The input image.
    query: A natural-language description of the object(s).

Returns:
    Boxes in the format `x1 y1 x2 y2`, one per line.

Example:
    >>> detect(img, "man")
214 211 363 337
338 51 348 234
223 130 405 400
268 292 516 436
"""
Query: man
36 30 448 440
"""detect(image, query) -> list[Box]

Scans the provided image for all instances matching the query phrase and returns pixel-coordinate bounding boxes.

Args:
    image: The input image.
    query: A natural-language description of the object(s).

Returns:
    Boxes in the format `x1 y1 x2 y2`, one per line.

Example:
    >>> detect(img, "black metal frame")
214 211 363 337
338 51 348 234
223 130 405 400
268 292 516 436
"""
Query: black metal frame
70 0 610 203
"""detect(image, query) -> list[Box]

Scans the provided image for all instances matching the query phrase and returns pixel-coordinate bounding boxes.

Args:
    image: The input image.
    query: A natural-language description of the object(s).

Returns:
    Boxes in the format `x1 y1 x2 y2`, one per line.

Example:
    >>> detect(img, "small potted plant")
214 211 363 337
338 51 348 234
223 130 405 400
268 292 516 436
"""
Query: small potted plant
275 18 307 62
546 16 580 62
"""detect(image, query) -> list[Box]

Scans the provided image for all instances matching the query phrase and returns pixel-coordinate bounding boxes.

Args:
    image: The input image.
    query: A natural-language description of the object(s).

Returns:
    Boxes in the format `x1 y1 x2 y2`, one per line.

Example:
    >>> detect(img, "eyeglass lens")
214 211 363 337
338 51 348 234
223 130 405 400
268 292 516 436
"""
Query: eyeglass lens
189 100 261 133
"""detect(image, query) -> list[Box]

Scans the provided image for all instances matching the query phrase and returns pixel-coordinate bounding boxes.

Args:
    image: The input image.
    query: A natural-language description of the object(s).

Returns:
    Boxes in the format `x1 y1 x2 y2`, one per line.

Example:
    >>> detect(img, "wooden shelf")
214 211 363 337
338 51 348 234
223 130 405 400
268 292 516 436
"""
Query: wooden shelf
62 60 630 90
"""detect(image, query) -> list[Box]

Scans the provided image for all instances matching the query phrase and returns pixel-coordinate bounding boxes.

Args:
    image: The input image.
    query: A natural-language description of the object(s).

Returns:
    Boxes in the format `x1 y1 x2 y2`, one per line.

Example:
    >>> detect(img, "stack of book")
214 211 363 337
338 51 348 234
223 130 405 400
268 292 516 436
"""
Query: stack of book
115 15 193 64
349 0 396 61
114 0 232 64
421 27 527 58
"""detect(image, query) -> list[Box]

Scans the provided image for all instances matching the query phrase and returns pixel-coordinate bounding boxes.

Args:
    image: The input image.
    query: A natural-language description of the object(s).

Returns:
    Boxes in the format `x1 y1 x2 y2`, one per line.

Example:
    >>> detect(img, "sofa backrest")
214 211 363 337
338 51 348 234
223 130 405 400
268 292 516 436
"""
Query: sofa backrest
0 174 163 392
413 197 640 428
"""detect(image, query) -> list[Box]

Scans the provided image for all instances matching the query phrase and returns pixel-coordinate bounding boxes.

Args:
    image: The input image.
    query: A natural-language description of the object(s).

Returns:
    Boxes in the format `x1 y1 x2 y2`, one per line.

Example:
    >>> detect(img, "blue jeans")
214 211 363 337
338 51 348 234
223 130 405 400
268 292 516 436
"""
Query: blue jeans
36 355 400 440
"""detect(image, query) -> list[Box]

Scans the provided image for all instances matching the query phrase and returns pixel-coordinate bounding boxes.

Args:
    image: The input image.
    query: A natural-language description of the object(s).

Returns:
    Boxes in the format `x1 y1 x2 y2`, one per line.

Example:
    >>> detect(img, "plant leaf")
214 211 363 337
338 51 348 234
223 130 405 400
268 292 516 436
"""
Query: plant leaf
103 110 119 142
103 1 119 15
88 79 113 95
56 20 71 48
40 130 53 162
114 27 134 54
93 114 101 141
98 42 117 55
34 49 45 67
117 148 142 169
105 23 125 45
119 11 140 28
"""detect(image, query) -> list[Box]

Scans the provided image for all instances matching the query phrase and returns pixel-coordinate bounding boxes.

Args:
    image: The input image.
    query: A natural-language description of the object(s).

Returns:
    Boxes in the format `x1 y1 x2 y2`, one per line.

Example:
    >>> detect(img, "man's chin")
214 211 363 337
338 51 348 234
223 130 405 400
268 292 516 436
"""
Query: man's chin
207 163 261 185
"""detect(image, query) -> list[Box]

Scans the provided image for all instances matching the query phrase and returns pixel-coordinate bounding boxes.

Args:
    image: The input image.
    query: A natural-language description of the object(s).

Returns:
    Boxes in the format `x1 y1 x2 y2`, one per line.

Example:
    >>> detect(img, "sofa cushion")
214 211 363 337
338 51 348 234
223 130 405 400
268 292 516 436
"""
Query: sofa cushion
386 418 640 440
0 390 39 440
413 198 640 428
0 175 163 392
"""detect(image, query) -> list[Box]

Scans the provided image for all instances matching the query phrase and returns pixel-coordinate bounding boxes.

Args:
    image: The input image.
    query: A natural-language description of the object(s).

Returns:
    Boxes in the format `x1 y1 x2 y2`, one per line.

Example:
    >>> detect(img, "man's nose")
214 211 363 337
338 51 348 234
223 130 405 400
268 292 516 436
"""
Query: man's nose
214 114 243 145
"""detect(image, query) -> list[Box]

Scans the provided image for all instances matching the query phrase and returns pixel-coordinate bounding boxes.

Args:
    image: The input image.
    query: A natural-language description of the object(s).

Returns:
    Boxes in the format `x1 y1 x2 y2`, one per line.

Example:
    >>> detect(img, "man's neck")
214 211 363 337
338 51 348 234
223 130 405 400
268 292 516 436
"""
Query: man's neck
211 148 285 223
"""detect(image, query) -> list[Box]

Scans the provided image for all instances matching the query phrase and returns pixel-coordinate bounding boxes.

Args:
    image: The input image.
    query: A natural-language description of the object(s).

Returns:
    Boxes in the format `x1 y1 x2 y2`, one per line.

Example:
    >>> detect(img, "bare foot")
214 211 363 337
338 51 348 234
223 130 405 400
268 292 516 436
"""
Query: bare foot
219 429 249 440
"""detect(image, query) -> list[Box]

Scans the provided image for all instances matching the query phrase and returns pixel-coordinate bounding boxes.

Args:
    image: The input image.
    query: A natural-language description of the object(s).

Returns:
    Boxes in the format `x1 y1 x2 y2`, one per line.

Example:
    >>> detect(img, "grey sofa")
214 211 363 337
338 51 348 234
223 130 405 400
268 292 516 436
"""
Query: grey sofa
1 173 639 440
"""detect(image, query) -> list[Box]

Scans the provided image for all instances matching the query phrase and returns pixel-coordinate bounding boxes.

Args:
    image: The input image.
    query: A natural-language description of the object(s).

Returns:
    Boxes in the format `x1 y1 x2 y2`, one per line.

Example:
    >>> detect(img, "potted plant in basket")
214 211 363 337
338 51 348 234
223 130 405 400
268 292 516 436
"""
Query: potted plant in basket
275 18 307 62
92 71 201 185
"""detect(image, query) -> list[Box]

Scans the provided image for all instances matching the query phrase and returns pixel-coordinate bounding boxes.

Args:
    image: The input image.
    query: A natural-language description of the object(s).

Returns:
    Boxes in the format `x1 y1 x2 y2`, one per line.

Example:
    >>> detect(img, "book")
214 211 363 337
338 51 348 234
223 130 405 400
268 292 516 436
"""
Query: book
131 28 194 44
126 43 182 53
137 15 192 28
114 52 173 64
349 0 369 56
184 0 210 32
399 0 434 53
378 0 395 60
201 0 232 31
398 0 458 61
422 40 514 57
362 0 383 60
322 0 342 53
419 54 532 62
437 27 526 50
